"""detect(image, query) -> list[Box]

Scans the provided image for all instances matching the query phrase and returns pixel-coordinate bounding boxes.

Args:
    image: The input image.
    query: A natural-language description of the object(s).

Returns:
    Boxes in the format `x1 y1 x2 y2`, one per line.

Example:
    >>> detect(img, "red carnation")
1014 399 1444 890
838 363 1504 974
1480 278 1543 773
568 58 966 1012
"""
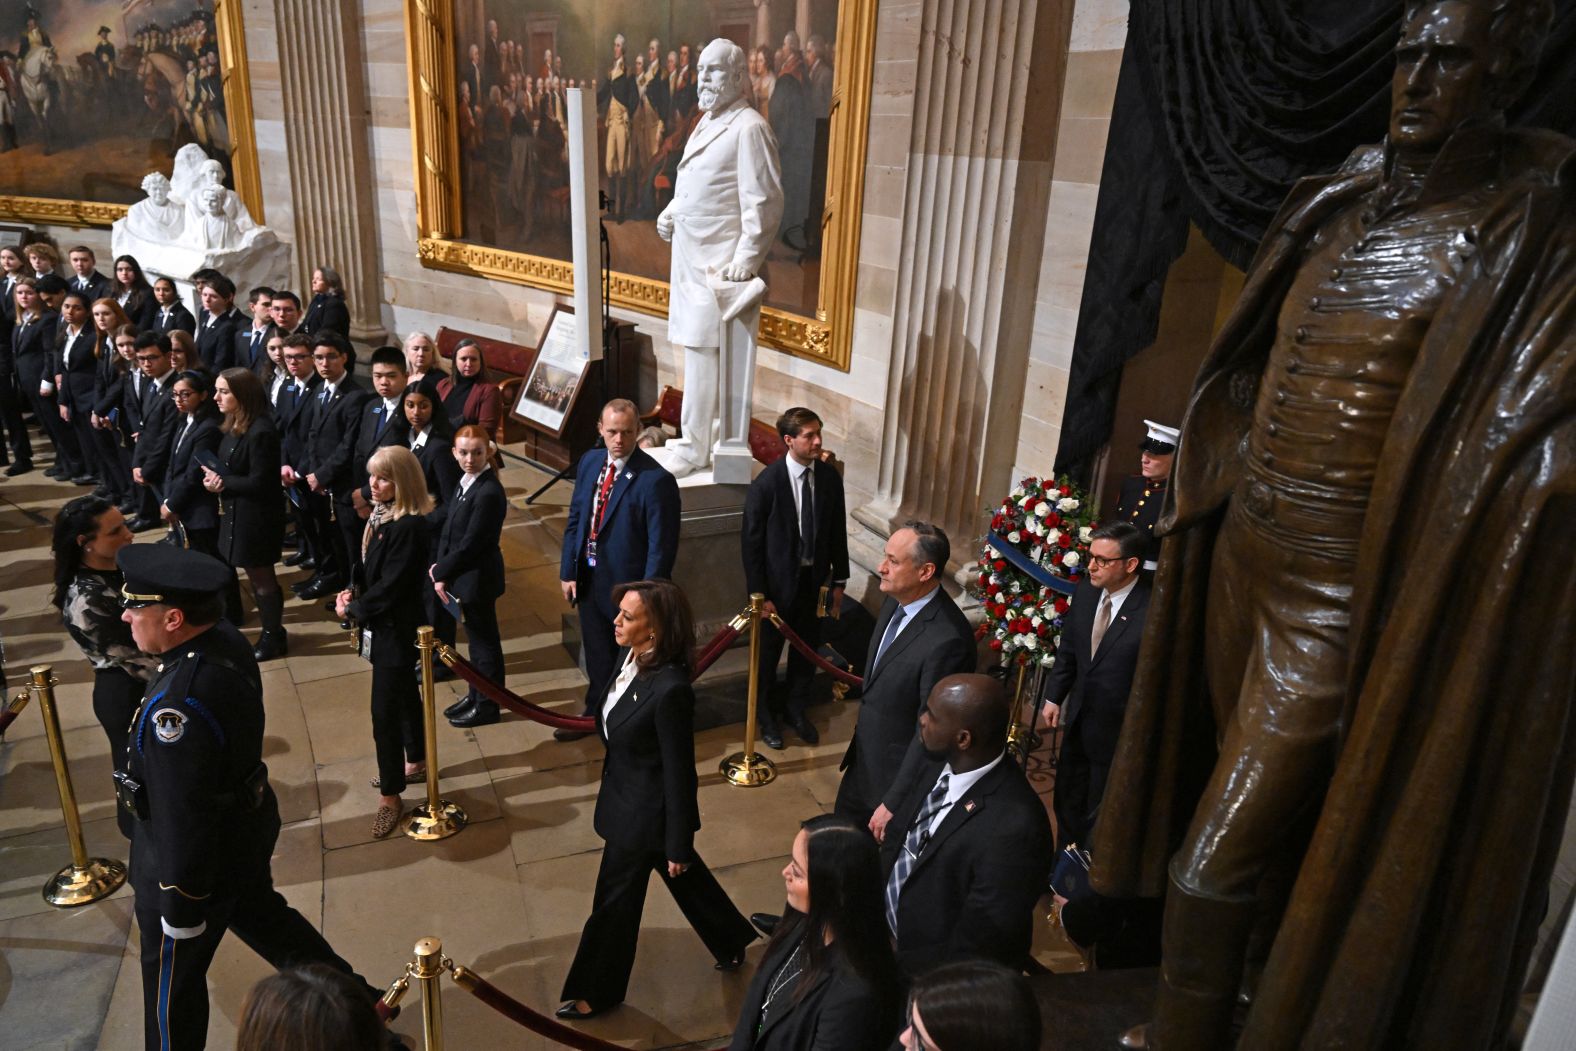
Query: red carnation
1054 598 1069 614
993 559 1007 571
1059 485 1070 495
1057 534 1073 549
989 638 1003 651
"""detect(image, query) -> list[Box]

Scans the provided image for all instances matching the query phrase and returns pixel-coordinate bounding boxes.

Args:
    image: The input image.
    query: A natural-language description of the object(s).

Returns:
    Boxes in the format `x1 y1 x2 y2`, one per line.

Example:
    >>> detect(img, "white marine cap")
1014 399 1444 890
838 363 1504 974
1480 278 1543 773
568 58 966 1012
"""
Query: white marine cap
1139 419 1180 453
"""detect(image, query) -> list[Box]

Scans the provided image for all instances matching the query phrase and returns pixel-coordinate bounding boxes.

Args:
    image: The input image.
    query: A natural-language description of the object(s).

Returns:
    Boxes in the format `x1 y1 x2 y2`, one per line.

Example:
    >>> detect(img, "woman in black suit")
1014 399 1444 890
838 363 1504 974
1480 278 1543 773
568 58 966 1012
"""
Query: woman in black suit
335 446 432 838
111 255 159 331
402 386 460 504
429 425 507 727
160 371 224 556
51 290 98 485
727 815 904 1051
97 325 142 514
558 579 758 1019
88 299 134 505
302 266 351 338
203 367 289 660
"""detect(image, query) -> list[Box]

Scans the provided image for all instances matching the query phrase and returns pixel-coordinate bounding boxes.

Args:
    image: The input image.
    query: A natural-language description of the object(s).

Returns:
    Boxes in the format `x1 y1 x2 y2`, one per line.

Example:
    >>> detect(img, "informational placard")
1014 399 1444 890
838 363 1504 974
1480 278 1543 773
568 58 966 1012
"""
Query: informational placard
512 305 590 437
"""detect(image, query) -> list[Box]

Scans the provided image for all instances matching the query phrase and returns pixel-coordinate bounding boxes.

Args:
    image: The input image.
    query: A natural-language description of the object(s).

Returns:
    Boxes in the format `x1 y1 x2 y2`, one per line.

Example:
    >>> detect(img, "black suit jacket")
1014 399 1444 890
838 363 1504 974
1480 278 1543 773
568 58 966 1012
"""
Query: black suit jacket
69 271 112 303
880 758 1055 976
727 938 901 1051
302 293 350 338
123 289 159 332
347 397 409 503
1041 579 1151 766
234 324 272 374
842 589 976 812
131 373 179 482
153 302 197 336
431 470 507 601
304 374 371 491
593 657 701 863
195 307 244 372
347 514 430 665
12 312 58 364
52 325 99 415
741 457 849 608
162 409 223 530
273 372 321 469
411 431 461 506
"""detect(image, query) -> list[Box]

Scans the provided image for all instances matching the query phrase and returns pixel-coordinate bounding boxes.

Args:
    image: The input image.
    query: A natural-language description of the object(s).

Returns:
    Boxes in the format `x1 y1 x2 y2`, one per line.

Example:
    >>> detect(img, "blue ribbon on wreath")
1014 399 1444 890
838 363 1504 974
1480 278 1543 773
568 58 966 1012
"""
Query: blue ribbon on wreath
986 530 1078 596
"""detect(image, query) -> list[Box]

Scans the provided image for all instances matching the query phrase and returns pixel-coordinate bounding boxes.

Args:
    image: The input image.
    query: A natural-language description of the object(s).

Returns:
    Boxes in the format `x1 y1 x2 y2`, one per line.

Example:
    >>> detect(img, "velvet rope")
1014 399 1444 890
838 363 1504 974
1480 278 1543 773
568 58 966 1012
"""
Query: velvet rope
0 709 20 738
437 647 599 732
765 612 864 688
691 625 741 679
449 965 704 1051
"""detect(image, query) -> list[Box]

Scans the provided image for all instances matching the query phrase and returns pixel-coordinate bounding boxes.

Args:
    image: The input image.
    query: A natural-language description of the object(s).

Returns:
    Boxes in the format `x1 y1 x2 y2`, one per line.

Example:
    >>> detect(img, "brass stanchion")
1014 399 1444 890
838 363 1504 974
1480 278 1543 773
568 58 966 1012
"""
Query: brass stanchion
411 936 449 1051
31 666 127 906
1004 658 1032 760
721 594 777 787
0 686 32 737
406 627 467 840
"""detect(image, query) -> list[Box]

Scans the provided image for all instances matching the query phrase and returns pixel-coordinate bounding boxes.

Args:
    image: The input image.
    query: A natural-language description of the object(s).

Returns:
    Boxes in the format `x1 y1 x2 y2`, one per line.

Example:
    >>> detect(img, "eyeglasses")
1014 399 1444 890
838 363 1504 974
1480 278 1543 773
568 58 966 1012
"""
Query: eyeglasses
171 389 197 401
1085 554 1131 569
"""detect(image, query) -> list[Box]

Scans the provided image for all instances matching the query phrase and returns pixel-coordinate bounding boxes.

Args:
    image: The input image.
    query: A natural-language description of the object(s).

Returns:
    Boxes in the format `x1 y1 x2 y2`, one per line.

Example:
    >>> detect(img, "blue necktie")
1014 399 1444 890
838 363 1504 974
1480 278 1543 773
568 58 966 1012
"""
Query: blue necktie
872 607 907 672
885 771 951 933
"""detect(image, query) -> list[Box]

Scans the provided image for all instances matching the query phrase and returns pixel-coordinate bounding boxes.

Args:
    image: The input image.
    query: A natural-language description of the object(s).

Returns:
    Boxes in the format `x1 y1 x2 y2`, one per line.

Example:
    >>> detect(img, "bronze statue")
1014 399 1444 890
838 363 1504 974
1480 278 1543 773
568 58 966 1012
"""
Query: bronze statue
1091 1 1576 1047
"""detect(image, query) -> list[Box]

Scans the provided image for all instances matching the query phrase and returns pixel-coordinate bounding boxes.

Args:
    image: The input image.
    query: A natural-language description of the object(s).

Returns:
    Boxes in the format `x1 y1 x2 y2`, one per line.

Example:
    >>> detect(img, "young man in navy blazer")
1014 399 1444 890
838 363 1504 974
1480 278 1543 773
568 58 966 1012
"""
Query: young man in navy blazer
556 398 681 741
740 406 848 749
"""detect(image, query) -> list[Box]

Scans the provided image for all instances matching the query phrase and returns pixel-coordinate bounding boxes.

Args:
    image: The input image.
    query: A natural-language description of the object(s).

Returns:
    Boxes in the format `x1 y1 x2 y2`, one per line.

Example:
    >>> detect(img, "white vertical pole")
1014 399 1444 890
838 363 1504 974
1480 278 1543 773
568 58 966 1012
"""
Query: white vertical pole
565 87 603 362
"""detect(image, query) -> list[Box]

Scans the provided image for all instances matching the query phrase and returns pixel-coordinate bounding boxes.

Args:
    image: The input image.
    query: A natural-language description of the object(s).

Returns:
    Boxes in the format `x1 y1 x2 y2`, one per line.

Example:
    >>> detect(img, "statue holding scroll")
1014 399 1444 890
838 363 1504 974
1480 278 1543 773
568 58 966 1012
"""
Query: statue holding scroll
654 37 783 483
1092 2 1576 1048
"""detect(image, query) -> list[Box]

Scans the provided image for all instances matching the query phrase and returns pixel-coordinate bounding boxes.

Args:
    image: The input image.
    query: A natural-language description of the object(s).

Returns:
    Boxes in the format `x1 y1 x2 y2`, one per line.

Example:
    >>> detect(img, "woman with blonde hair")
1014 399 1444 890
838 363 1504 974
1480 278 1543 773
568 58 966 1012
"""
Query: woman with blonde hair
335 445 435 837
402 329 445 399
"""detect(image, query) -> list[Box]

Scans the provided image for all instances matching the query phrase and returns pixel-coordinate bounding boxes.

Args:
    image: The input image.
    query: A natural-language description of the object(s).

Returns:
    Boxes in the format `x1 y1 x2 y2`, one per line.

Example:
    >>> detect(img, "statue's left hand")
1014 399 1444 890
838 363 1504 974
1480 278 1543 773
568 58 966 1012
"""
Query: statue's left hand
720 262 753 282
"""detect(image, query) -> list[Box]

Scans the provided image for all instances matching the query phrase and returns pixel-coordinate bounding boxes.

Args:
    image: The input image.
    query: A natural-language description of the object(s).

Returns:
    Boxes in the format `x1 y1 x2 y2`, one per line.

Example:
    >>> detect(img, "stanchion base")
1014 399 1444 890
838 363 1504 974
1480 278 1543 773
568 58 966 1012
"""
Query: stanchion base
720 751 778 787
405 800 468 841
44 858 127 907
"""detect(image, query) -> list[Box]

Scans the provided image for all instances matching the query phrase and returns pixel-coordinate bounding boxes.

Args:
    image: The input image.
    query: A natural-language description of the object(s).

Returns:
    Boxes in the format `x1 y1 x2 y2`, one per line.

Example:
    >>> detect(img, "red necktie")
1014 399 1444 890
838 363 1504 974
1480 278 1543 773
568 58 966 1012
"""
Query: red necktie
592 460 616 538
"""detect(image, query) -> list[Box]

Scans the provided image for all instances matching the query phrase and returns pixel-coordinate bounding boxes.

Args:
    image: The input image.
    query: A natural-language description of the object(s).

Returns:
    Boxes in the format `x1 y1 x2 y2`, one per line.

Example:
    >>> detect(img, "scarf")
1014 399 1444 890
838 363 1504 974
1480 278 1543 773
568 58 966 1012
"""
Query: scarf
362 501 394 561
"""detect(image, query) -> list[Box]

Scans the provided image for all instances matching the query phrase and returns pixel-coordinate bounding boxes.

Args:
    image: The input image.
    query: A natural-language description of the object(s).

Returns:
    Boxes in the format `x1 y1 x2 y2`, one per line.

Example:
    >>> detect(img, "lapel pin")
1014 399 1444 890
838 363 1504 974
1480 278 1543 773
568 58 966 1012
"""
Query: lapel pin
623 472 633 480
964 800 976 813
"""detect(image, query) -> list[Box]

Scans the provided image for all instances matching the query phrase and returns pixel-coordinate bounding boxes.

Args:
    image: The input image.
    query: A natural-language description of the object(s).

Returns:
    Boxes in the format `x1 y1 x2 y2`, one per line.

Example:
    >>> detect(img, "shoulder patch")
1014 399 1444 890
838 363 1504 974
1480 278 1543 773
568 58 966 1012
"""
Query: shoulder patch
152 708 188 744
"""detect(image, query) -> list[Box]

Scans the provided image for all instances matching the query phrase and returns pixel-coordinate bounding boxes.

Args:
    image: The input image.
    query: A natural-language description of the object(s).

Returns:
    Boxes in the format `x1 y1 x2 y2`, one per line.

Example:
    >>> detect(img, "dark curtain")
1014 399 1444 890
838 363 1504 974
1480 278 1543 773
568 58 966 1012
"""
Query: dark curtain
1054 0 1576 478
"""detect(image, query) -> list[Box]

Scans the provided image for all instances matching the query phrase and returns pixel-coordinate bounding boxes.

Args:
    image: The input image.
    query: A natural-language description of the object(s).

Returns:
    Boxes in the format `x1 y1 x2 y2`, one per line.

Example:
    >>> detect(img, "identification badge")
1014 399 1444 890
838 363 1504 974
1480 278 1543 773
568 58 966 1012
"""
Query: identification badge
356 627 374 663
585 538 598 567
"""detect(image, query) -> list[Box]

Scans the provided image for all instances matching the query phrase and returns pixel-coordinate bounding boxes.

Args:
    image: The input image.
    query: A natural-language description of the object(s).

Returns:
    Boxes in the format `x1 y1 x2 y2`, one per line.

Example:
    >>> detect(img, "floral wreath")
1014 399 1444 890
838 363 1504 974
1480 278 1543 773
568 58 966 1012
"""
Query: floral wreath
969 476 1097 666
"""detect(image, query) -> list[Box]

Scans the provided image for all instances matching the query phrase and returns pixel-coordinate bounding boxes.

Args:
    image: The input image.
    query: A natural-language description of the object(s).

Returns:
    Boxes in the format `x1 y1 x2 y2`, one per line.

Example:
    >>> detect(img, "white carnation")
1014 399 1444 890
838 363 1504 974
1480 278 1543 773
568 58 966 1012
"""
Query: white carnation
1007 530 1021 543
1031 615 1043 628
1010 487 1025 499
1063 551 1081 568
1079 526 1093 543
1034 502 1050 518
1058 497 1080 512
1045 529 1061 545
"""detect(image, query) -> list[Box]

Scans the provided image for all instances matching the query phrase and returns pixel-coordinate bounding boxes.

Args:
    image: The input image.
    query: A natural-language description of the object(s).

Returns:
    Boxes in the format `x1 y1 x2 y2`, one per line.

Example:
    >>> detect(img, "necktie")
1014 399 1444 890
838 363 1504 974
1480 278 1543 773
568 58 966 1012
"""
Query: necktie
160 309 170 327
872 606 908 672
591 459 617 538
798 468 815 559
1091 593 1113 655
884 771 951 933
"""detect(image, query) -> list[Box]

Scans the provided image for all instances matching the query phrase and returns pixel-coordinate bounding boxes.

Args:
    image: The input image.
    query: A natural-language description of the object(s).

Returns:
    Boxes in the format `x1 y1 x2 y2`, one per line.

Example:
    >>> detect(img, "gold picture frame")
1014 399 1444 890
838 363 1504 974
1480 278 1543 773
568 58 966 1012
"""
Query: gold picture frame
404 1 875 370
0 0 264 229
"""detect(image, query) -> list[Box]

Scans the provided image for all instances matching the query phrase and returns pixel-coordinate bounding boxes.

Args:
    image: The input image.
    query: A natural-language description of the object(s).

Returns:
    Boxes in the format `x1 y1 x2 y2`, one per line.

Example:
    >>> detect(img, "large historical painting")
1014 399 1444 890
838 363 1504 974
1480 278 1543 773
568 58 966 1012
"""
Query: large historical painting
0 0 259 226
408 0 875 368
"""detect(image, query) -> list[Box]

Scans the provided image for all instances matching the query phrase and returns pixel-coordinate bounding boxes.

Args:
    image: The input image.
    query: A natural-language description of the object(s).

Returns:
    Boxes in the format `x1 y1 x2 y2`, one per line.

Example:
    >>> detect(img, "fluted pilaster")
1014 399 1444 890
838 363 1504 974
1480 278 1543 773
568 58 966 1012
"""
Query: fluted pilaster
275 0 388 344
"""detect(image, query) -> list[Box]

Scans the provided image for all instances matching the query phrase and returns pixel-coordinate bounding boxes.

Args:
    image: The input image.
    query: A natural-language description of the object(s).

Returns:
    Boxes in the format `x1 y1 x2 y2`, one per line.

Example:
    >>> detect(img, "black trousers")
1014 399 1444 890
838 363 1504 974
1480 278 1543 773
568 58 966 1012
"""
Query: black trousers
92 422 128 499
560 839 755 1009
67 405 102 482
752 569 822 732
460 596 503 705
1052 723 1106 853
17 354 83 473
371 661 424 792
132 825 371 1051
576 585 617 715
0 369 31 463
92 667 144 764
335 497 364 582
297 488 340 580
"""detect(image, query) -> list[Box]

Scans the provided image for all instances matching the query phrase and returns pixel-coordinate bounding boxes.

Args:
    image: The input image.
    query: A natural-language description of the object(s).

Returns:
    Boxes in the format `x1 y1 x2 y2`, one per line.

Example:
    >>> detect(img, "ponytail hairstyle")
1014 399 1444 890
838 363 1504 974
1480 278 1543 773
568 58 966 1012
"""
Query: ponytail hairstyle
51 495 116 611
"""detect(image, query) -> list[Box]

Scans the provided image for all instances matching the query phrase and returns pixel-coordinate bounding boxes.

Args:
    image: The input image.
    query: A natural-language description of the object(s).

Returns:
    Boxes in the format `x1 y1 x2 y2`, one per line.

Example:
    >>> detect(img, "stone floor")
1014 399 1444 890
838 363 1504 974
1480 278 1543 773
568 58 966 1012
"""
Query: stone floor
0 455 1077 1050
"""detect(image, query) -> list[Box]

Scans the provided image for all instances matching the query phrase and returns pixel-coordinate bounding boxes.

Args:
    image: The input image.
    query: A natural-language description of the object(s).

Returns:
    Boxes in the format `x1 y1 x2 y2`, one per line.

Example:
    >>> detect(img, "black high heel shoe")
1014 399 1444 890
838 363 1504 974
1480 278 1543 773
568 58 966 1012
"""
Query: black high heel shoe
714 950 747 972
555 1000 608 1019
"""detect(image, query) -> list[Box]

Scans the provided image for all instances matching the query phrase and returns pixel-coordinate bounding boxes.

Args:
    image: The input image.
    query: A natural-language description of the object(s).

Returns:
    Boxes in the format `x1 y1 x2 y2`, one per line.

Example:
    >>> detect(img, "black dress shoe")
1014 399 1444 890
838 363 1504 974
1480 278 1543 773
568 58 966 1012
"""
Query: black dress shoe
253 629 289 662
554 1001 608 1020
92 485 112 499
282 549 310 567
442 696 473 719
117 499 138 515
790 717 820 745
44 465 66 478
126 516 159 533
449 701 500 728
71 474 98 486
4 462 33 477
296 576 344 600
761 728 785 750
750 913 780 937
553 727 593 742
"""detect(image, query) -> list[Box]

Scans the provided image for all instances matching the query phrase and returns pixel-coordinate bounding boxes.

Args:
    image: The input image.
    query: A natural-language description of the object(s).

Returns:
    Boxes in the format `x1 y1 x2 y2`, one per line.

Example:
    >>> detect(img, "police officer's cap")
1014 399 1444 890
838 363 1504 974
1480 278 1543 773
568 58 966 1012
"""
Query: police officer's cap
1138 419 1180 455
116 545 232 609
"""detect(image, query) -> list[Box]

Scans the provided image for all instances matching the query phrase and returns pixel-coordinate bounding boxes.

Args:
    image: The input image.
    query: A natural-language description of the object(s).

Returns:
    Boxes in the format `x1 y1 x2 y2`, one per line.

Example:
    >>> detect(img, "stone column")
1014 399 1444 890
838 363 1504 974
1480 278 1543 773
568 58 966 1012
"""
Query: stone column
273 0 388 344
850 0 1074 557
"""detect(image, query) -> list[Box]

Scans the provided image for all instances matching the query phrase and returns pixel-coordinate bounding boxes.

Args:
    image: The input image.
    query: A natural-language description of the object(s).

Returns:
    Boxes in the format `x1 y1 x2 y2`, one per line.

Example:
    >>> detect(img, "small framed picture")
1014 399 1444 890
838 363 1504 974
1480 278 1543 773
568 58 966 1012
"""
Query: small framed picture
511 305 590 438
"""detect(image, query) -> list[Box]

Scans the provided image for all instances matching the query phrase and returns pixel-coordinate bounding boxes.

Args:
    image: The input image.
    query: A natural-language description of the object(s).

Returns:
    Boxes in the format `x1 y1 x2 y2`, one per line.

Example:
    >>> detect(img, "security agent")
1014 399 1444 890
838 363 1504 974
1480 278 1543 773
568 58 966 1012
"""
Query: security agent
1112 420 1177 571
115 545 381 1051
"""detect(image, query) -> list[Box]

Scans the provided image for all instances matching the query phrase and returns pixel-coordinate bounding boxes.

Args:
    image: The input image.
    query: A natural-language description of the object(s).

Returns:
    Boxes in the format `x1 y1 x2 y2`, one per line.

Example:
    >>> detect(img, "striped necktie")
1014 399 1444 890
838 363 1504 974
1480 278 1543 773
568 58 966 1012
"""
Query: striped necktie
884 771 951 933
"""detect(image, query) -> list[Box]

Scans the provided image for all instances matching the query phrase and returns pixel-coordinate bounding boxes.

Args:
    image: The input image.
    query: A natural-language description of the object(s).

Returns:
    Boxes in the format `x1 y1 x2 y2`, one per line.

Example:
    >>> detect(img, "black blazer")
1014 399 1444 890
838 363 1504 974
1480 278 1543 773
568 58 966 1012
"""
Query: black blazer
1041 579 1151 766
431 470 507 602
162 409 223 530
92 345 128 421
347 514 430 666
233 324 272 374
346 397 410 503
69 271 112 303
741 457 850 608
153 302 197 336
11 312 58 367
273 372 321 469
879 758 1055 976
728 939 900 1051
216 420 286 568
302 292 350 338
122 289 159 332
195 308 244 372
131 374 180 482
304 374 371 491
841 589 977 812
52 325 99 415
592 657 701 863
411 430 461 506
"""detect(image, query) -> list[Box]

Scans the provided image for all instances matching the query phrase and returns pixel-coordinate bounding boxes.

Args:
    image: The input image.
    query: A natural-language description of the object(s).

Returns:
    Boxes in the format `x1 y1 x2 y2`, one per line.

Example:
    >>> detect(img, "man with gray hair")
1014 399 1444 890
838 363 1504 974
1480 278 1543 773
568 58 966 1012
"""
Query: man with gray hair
654 38 783 480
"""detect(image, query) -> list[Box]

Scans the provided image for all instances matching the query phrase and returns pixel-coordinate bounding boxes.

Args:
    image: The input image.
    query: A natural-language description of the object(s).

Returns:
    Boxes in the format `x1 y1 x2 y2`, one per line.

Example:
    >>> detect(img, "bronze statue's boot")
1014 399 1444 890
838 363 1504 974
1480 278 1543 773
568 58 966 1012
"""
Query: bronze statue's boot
1118 1023 1150 1048
1146 873 1257 1051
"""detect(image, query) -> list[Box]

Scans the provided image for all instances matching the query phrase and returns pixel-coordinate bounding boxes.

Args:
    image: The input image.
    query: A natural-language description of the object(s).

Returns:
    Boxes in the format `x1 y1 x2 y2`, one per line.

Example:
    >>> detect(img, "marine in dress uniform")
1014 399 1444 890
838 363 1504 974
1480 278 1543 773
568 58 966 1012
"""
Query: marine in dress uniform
114 546 378 1051
1111 420 1178 572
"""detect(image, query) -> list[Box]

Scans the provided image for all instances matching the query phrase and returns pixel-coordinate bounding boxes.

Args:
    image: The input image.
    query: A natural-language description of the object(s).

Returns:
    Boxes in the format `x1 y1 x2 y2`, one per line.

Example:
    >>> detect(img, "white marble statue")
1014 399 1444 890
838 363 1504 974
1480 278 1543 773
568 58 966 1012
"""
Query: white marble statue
112 144 288 306
654 38 784 482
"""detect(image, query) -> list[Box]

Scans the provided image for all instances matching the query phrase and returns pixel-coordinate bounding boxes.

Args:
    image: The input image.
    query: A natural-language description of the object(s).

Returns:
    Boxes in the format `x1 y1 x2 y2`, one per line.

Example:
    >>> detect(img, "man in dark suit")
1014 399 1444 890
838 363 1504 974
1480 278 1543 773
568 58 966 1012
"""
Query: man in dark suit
337 347 409 582
128 333 179 533
740 406 848 749
881 674 1054 976
294 332 368 599
233 286 275 375
556 398 680 741
835 522 975 828
1039 522 1151 851
195 275 245 373
66 246 111 303
274 335 322 570
267 289 306 341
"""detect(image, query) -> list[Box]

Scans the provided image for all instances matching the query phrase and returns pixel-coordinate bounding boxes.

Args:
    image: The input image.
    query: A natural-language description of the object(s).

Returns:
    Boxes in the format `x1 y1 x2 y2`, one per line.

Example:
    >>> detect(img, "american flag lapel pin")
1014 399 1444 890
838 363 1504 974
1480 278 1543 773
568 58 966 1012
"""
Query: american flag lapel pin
964 800 976 813
623 472 633 481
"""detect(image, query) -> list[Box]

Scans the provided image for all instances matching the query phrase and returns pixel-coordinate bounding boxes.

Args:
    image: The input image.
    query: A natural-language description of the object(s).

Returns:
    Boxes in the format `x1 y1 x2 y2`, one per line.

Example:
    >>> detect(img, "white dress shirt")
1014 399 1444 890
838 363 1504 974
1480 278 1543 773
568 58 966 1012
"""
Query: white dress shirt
61 325 85 368
1099 575 1140 623
887 585 940 646
785 455 814 566
601 650 641 726
409 427 429 453
924 750 1006 837
459 464 491 495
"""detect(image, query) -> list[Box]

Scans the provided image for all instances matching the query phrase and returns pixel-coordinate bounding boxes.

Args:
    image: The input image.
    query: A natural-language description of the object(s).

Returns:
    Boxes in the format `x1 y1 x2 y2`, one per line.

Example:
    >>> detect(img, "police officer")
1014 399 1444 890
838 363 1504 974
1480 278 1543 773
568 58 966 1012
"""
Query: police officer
1113 420 1178 572
114 545 381 1051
